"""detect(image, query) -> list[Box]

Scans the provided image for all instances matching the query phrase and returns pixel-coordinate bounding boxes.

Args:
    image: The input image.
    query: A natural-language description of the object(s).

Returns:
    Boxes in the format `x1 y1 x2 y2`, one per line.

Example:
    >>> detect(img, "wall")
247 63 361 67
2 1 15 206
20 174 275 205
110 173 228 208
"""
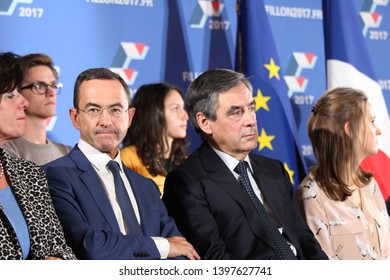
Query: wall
1 0 389 186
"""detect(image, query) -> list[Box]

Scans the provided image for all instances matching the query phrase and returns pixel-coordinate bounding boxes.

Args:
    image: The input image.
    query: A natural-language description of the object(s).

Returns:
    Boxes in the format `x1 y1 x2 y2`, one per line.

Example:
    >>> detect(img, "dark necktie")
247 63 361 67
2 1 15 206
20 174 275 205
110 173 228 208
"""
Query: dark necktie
106 160 142 235
234 161 297 260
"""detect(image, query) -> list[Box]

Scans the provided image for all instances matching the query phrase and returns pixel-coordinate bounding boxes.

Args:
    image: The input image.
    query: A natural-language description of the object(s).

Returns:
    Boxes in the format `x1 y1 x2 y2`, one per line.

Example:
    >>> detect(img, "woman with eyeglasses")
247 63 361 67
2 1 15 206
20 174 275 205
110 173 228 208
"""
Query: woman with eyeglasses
2 53 72 165
0 52 76 259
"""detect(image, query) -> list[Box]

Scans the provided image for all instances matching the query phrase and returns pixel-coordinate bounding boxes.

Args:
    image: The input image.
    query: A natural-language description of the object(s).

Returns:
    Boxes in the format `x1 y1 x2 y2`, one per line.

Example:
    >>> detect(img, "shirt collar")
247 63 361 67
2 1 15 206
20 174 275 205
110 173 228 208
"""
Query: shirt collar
78 139 123 172
211 146 253 175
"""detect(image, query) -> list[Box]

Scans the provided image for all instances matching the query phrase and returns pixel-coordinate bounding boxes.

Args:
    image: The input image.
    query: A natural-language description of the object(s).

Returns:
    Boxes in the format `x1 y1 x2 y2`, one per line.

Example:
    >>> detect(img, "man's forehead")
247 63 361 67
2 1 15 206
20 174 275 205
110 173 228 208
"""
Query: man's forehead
80 80 128 101
218 90 253 106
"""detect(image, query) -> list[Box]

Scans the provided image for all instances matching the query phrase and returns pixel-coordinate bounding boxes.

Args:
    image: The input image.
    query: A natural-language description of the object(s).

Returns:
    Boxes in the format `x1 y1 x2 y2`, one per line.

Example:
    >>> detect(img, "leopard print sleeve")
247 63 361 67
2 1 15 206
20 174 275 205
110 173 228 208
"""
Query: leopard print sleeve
1 150 76 260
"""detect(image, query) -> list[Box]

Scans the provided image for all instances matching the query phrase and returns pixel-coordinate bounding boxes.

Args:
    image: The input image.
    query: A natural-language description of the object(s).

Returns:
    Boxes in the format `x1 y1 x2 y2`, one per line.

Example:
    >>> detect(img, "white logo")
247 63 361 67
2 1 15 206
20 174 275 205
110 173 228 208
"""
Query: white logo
0 0 33 16
360 0 388 36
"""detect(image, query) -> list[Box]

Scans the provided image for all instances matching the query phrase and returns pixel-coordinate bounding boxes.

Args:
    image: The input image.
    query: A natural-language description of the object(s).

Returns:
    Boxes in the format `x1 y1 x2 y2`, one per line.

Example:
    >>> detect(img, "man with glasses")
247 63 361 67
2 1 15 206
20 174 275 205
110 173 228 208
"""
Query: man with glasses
42 68 200 260
2 53 71 165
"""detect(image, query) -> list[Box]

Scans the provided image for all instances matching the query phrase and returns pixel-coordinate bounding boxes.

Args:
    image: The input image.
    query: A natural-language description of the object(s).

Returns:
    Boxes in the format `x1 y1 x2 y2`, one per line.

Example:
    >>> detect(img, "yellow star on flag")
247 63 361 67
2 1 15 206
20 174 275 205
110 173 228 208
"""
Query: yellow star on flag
257 128 275 151
264 57 280 80
284 162 295 185
254 89 271 111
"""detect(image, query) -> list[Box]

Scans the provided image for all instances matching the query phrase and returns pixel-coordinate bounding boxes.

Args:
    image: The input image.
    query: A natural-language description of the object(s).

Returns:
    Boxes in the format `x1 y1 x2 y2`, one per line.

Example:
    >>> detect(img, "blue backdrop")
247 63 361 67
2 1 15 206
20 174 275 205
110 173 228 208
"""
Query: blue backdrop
1 0 389 188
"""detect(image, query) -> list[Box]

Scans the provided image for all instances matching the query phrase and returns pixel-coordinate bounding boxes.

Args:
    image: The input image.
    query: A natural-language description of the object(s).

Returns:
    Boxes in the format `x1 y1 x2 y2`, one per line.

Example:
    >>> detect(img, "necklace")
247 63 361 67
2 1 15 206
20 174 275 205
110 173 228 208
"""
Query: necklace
0 164 4 180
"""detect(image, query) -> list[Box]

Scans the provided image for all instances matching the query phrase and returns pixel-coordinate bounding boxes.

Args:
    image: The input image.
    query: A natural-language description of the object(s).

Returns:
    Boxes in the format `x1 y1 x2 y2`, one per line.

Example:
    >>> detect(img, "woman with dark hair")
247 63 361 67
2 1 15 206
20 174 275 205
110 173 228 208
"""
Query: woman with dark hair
2 53 71 165
296 87 390 260
0 52 75 260
121 83 189 195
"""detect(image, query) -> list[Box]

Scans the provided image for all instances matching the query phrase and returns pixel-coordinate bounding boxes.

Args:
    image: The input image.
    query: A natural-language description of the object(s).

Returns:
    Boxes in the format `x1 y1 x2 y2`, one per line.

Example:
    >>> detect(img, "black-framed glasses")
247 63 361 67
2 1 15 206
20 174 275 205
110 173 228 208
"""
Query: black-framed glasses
77 106 128 119
20 81 63 95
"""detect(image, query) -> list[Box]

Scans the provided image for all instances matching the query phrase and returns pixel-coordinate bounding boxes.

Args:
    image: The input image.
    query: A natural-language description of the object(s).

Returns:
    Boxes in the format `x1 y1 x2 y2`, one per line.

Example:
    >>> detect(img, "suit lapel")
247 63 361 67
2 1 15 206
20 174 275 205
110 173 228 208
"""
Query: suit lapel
199 143 247 205
69 147 121 232
249 155 286 231
122 167 147 233
249 156 302 250
198 143 274 245
122 166 162 235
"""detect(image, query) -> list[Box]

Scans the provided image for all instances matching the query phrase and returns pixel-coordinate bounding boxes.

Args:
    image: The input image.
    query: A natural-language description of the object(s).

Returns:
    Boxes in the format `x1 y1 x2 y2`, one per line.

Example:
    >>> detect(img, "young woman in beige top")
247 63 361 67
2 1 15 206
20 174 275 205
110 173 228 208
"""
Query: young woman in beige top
296 87 390 260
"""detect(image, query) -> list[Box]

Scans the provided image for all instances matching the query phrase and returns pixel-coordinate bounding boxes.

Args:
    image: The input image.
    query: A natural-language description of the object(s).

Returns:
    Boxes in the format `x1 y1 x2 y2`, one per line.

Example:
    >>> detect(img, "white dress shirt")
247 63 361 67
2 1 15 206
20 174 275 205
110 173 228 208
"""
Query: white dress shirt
78 139 169 258
212 148 297 255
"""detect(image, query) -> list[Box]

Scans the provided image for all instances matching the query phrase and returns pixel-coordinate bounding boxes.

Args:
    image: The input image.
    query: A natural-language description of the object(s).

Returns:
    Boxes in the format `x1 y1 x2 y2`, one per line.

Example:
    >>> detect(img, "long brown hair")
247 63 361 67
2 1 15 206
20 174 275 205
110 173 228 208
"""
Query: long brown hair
122 83 189 176
308 87 373 201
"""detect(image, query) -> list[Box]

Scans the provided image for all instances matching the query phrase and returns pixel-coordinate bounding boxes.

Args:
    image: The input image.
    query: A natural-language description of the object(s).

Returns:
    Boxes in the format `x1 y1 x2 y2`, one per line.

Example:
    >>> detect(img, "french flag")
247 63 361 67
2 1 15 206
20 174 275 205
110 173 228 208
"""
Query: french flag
322 0 390 201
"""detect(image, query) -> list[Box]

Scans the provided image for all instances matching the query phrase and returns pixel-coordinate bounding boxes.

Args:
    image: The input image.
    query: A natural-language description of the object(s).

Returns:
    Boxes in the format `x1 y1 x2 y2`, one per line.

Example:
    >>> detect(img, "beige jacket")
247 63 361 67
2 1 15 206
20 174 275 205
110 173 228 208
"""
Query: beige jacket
296 174 390 260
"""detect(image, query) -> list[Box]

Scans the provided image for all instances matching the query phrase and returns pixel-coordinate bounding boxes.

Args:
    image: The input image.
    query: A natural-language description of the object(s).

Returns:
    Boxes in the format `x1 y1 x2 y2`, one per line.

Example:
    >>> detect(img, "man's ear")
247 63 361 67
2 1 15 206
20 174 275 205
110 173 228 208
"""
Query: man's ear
69 108 81 130
196 112 212 135
127 107 136 129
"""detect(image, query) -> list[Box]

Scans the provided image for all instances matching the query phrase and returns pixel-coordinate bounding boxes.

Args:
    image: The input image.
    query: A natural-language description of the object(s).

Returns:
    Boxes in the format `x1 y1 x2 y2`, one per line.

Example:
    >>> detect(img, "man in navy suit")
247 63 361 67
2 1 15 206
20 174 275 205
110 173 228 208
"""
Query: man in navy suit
163 69 327 260
43 68 199 260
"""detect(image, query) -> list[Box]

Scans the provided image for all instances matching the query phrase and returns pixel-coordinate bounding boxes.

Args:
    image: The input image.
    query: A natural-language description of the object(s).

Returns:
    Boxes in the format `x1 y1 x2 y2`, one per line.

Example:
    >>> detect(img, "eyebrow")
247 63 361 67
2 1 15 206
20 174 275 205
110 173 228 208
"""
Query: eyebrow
226 100 255 113
167 103 182 107
226 105 243 115
31 80 57 84
83 102 125 108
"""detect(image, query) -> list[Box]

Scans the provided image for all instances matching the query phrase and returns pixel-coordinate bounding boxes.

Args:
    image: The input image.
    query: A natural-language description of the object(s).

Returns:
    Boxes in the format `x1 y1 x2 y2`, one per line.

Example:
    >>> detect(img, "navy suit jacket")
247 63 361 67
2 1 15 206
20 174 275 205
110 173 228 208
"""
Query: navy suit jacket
163 142 328 260
42 145 182 260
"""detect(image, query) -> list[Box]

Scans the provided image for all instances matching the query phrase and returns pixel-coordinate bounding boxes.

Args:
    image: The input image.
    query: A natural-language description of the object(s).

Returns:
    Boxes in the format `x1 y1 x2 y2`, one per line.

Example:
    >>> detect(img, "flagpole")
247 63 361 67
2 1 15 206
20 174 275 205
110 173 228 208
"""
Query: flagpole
235 0 243 73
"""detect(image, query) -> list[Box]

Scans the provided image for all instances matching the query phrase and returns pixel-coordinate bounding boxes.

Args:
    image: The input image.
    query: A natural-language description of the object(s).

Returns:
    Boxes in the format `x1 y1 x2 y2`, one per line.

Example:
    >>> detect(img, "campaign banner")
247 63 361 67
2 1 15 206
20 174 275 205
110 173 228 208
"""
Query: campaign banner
1 0 389 187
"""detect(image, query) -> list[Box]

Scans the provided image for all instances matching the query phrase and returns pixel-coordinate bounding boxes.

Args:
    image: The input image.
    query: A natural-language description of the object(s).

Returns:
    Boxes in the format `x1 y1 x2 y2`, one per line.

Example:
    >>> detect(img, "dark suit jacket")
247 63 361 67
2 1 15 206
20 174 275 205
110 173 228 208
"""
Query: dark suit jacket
163 142 327 260
42 145 182 260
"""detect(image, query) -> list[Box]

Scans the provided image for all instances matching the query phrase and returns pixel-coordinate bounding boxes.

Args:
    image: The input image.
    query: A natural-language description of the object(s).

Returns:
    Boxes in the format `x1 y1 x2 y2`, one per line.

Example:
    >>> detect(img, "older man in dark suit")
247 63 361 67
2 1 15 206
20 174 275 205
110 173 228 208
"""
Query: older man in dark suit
163 69 327 260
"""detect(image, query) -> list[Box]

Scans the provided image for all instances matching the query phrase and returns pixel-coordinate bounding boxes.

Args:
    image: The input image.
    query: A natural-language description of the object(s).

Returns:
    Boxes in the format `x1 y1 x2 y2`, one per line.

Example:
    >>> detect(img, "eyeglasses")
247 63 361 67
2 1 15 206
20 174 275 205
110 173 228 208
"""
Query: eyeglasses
20 81 63 95
77 106 128 119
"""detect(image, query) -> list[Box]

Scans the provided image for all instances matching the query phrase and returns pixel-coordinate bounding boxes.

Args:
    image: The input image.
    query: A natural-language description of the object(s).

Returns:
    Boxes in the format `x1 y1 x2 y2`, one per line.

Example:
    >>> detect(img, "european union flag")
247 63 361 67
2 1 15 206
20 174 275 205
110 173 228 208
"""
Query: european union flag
237 0 305 188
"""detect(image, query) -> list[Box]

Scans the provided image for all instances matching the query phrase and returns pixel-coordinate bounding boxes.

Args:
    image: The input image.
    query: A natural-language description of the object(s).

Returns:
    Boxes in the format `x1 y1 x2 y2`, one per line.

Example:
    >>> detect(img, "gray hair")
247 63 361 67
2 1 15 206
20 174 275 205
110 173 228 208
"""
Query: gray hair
185 69 252 133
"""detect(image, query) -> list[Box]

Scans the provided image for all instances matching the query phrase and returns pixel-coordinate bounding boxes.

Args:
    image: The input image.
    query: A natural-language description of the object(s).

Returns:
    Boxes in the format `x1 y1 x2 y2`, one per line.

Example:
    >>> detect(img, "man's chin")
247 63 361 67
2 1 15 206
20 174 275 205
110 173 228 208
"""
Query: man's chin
246 140 258 151
95 140 119 152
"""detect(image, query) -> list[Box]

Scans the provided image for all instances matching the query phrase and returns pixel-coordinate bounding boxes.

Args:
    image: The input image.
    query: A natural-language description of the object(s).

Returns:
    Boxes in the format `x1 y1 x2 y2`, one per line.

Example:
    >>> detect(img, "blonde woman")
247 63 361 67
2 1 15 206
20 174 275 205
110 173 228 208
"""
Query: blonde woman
296 87 390 260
